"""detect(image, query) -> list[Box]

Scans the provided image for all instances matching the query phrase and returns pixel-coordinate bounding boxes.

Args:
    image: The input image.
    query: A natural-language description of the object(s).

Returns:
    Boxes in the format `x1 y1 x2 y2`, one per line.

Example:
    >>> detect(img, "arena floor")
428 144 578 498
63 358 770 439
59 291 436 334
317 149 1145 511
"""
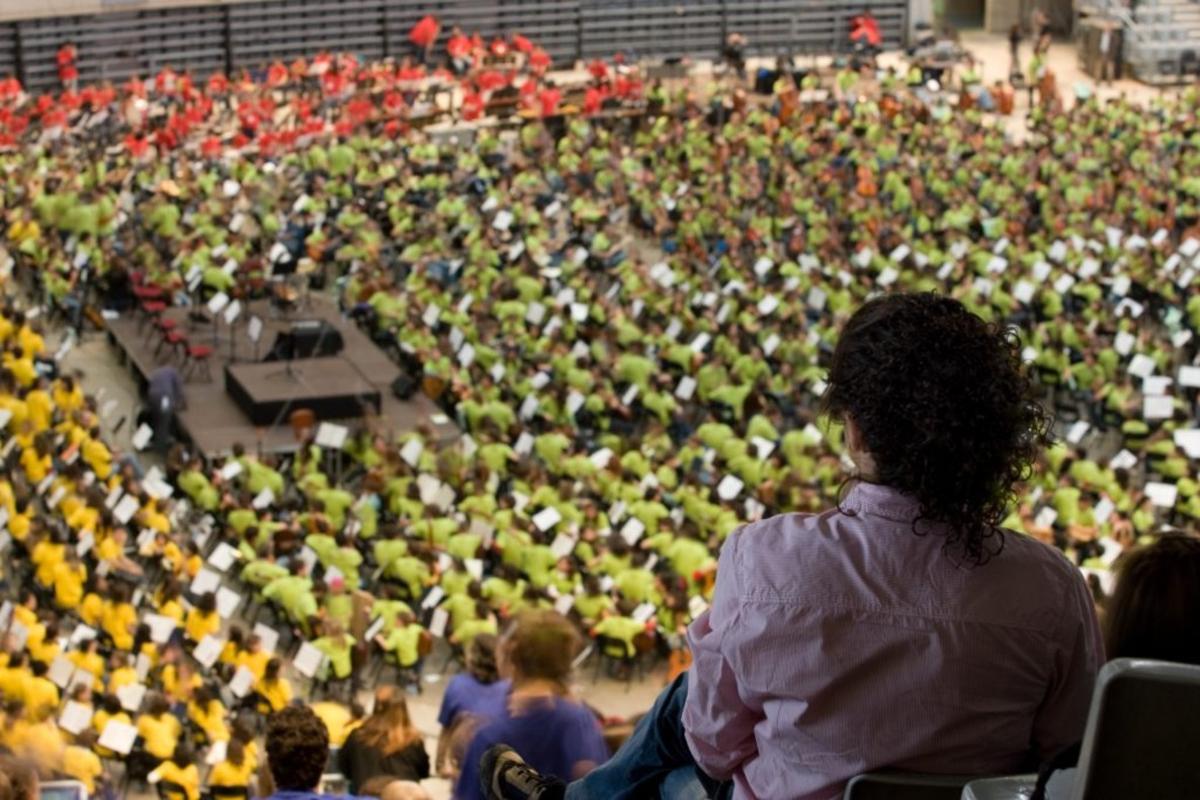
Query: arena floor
53 27 1175 799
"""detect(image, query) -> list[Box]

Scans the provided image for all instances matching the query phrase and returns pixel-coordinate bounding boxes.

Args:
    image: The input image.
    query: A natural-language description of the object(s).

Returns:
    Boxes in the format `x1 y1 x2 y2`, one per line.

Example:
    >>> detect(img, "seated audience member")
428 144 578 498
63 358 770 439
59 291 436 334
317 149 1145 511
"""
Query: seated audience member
481 294 1103 799
0 755 38 800
338 697 430 792
263 704 356 800
436 634 510 777
209 737 256 792
152 743 201 800
1034 533 1200 800
457 611 608 800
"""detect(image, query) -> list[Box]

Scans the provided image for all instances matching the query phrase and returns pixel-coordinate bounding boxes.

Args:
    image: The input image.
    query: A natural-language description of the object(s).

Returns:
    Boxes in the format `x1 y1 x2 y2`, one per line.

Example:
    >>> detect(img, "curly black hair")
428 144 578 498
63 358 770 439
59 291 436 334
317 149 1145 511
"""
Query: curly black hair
822 293 1051 566
266 704 330 791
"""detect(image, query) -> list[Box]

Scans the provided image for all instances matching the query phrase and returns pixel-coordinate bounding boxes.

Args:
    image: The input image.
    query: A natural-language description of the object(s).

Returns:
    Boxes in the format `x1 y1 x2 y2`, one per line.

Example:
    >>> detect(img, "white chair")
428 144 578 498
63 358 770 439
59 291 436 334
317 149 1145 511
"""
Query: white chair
38 781 88 800
962 658 1200 800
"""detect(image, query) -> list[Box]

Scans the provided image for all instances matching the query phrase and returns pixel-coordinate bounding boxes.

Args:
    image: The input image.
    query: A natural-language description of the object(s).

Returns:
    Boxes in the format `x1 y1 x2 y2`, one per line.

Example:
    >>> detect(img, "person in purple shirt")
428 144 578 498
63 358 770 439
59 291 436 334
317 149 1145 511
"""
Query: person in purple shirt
457 611 609 800
437 634 512 775
480 293 1104 800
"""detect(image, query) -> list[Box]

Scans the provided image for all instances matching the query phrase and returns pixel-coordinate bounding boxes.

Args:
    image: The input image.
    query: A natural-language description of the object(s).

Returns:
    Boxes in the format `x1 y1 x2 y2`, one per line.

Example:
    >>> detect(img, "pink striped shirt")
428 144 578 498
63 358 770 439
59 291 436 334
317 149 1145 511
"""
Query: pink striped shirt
683 482 1103 799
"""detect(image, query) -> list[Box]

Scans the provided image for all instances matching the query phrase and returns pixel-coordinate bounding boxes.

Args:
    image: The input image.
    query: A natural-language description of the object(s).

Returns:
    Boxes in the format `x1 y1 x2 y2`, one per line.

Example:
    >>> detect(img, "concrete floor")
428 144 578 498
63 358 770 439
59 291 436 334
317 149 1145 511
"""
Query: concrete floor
56 27 1181 799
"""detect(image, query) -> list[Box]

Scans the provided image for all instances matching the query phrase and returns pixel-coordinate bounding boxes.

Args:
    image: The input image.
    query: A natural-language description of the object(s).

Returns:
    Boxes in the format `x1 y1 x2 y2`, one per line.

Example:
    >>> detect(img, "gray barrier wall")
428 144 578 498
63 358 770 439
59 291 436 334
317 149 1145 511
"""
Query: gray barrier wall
0 0 908 93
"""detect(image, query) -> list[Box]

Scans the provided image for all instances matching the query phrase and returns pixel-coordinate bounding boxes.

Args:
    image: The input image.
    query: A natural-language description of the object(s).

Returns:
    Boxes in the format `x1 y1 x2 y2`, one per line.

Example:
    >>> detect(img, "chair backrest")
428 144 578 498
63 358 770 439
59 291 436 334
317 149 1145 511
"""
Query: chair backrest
38 780 88 800
156 781 188 800
207 786 249 800
1070 658 1200 800
842 772 977 800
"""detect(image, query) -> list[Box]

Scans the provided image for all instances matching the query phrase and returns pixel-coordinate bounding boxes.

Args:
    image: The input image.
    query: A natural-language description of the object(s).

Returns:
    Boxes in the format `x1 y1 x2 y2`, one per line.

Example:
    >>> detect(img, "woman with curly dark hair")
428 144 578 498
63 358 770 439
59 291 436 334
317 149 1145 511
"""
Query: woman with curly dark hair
821 291 1052 566
482 293 1103 800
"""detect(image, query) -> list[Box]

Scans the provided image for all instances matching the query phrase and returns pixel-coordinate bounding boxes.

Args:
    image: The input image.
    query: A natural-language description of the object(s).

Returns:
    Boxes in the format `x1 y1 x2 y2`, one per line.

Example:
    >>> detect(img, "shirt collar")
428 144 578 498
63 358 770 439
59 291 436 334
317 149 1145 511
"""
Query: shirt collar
841 481 922 523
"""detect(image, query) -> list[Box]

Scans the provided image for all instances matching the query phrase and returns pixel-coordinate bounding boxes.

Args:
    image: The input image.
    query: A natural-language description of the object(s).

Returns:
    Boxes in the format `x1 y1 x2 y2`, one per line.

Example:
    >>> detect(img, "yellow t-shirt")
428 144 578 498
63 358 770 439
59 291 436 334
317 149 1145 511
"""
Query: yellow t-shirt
160 599 185 623
208 758 254 788
54 560 87 608
32 540 66 587
17 326 45 359
15 720 64 773
68 650 105 688
108 665 139 693
63 745 104 793
79 592 105 626
24 389 53 431
311 701 353 747
185 609 220 644
53 382 84 413
25 676 59 718
137 713 182 761
235 649 271 681
188 699 230 743
102 601 138 650
155 762 200 800
257 676 293 712
0 664 31 700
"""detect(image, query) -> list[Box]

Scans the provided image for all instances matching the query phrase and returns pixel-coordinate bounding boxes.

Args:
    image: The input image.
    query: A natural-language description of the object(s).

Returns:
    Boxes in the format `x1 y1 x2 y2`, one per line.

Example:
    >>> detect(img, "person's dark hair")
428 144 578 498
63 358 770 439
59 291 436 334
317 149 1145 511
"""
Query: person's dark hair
266 704 330 791
466 633 500 684
1105 534 1200 664
196 592 217 615
822 293 1050 566
0 754 37 800
172 742 194 768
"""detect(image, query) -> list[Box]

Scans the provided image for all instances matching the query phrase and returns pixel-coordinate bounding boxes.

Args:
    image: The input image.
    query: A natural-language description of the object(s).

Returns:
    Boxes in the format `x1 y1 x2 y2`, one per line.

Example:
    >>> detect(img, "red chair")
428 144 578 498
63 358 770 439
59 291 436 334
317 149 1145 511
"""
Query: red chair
155 329 188 362
137 299 167 332
184 344 215 381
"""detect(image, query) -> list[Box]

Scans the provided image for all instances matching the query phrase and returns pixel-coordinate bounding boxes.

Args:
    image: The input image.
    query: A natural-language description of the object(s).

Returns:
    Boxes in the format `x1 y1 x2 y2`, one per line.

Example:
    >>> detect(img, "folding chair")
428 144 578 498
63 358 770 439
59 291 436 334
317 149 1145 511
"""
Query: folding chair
963 658 1200 800
842 772 978 799
206 787 250 800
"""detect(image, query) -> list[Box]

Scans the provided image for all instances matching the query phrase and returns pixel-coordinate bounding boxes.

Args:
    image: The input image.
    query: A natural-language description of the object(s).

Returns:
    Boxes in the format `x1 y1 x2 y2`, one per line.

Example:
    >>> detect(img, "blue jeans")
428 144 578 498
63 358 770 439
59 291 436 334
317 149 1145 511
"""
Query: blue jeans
565 673 729 800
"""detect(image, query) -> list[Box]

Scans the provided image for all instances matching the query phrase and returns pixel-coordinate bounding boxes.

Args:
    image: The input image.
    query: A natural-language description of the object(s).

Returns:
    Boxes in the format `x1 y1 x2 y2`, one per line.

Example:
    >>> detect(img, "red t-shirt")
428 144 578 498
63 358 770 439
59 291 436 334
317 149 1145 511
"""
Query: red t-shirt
539 87 562 117
56 46 77 81
529 49 551 72
409 15 439 48
447 35 471 59
461 91 484 120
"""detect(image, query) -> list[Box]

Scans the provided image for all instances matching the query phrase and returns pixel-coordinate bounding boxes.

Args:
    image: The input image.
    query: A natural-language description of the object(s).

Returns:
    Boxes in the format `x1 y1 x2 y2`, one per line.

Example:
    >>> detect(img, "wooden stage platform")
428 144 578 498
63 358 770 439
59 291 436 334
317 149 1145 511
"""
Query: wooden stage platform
106 295 453 458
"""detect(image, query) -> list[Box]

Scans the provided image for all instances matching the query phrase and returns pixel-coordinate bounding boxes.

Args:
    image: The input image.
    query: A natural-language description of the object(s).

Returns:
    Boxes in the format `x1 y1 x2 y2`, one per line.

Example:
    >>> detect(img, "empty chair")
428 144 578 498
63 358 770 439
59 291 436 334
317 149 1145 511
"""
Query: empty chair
962 658 1200 800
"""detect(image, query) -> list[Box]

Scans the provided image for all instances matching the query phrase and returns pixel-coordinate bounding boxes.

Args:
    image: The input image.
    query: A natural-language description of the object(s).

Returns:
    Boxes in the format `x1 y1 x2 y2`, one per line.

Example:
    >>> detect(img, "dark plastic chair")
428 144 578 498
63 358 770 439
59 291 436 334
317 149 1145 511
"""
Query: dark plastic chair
963 658 1200 800
842 772 979 799
155 780 189 800
206 787 250 800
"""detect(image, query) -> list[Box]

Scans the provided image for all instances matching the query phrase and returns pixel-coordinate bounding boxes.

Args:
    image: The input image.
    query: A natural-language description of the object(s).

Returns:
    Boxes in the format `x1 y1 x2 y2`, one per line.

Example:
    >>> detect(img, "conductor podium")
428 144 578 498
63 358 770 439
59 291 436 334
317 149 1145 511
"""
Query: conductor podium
225 358 380 426
227 318 373 426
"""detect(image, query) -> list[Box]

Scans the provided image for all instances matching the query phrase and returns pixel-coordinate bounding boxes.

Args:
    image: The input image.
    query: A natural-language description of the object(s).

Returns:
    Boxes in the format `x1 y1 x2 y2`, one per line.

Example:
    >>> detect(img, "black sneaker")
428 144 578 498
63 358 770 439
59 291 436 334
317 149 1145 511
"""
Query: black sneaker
480 744 568 800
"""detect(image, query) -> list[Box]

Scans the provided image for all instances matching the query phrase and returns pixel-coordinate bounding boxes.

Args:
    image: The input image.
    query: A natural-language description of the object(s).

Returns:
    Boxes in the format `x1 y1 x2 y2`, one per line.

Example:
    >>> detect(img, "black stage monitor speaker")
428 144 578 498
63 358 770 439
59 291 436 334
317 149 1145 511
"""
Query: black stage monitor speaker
391 372 419 400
